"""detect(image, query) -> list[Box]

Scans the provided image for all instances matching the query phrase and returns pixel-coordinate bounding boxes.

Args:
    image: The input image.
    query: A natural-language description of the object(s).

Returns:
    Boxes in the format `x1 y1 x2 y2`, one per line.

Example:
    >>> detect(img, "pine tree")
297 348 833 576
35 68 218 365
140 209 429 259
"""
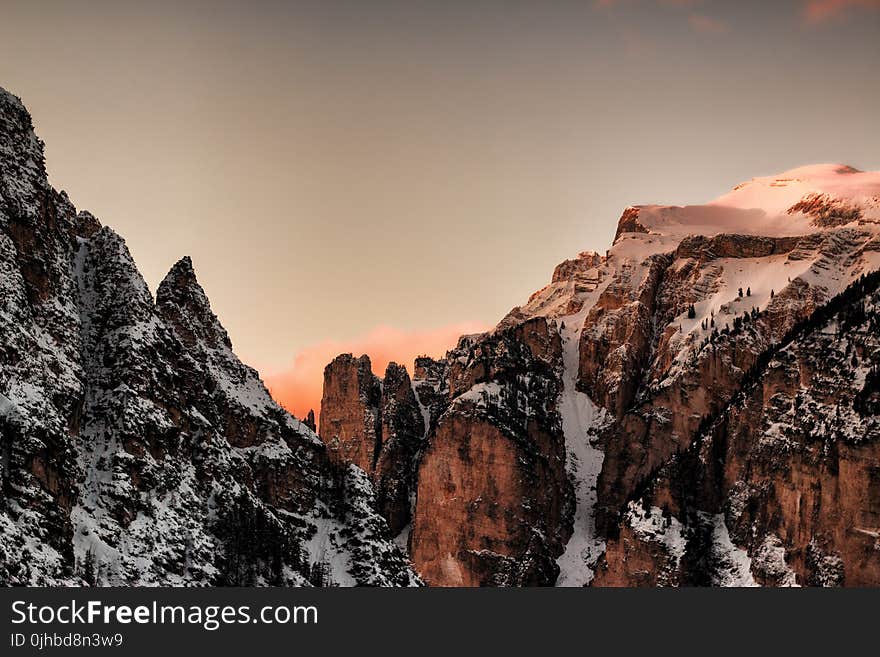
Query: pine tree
746 286 751 296
309 560 331 587
82 548 97 586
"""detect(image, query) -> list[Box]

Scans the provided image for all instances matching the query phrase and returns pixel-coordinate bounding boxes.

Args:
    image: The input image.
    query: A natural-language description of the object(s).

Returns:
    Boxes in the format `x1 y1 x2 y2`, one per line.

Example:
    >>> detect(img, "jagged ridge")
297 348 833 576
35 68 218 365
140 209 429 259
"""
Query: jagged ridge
0 86 419 587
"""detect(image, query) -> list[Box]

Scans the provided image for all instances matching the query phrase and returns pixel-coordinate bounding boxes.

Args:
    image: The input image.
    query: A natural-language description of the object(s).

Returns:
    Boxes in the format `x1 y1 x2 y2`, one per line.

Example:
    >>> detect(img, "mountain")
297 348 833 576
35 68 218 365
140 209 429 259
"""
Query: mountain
320 163 880 586
0 87 419 586
4 84 879 588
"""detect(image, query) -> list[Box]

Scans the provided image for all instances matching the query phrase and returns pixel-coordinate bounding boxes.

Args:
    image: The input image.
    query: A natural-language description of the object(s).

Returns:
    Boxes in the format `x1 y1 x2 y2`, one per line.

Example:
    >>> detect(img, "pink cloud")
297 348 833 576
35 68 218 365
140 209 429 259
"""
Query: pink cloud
687 13 728 34
595 0 880 29
263 321 491 426
803 0 880 24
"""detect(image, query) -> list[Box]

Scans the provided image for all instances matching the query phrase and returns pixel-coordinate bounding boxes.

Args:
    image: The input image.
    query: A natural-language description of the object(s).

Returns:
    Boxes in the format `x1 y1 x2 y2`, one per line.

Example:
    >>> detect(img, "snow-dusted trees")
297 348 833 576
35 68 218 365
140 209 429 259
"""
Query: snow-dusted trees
215 491 310 586
82 548 98 586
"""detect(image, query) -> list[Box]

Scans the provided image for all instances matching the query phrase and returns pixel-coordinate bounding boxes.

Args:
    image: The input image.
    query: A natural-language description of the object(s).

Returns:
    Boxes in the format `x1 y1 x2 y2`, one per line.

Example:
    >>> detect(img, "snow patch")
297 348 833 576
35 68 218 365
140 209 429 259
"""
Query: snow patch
555 299 609 586
624 502 687 564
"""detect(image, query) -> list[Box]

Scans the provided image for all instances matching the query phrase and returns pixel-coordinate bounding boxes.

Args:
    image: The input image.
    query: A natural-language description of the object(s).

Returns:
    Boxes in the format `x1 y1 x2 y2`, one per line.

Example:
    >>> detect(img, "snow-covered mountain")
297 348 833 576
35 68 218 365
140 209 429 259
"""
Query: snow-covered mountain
0 86 419 586
3 81 879 587
321 163 880 586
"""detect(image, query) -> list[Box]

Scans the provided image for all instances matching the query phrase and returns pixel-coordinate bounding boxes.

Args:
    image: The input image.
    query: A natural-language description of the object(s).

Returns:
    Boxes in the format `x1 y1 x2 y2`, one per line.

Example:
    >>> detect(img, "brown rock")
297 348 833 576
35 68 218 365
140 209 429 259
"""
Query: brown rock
318 356 426 534
409 317 572 586
552 250 604 283
578 253 672 417
613 206 650 243
591 523 682 587
597 272 880 586
412 356 449 429
303 409 316 432
374 362 426 535
319 354 382 473
675 234 801 261
410 408 569 586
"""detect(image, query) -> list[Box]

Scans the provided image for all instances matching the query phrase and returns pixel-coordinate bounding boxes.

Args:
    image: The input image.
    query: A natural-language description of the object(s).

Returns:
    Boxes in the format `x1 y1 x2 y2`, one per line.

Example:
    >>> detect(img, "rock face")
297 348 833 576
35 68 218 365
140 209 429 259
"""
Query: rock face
613 207 649 242
374 363 427 535
322 163 880 586
5 83 880 587
593 226 879 534
319 356 426 535
410 319 571 586
0 87 418 586
320 354 382 474
319 319 573 585
578 252 671 417
594 272 880 586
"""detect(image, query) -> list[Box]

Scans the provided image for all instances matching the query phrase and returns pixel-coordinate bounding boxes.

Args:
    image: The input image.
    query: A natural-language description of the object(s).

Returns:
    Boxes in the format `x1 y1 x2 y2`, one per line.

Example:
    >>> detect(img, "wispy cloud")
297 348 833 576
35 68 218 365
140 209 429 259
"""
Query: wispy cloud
802 0 880 24
263 321 490 424
596 0 880 29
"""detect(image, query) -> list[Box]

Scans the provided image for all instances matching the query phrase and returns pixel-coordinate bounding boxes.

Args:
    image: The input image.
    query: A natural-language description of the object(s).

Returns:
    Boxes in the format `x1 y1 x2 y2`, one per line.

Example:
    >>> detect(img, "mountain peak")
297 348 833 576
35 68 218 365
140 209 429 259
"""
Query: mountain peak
770 163 861 178
0 86 43 160
165 254 196 279
0 86 48 214
710 163 880 217
0 86 28 120
610 164 880 244
156 256 232 350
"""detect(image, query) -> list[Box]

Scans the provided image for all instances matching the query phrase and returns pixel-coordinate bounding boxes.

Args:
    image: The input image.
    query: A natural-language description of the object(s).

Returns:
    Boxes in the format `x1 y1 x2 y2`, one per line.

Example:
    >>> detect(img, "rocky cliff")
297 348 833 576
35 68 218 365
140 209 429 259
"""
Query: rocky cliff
0 87 419 586
320 163 880 586
319 355 426 535
4 82 880 587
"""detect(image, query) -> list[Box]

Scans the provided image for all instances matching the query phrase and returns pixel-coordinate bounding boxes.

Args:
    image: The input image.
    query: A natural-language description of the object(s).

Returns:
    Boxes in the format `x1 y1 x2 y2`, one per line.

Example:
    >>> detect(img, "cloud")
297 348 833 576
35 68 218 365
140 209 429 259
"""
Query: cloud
595 0 880 29
687 13 728 34
802 0 880 24
263 321 491 426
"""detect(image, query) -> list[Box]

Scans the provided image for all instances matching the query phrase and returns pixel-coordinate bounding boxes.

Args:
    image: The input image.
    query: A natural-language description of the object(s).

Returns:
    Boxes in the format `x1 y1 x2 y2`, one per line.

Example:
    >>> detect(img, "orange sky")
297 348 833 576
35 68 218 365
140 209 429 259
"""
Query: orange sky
264 321 489 422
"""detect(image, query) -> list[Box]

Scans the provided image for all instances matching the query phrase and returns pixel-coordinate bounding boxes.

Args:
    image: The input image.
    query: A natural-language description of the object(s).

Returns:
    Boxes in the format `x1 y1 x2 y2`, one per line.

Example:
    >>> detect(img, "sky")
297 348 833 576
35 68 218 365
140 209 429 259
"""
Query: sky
1 0 878 418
